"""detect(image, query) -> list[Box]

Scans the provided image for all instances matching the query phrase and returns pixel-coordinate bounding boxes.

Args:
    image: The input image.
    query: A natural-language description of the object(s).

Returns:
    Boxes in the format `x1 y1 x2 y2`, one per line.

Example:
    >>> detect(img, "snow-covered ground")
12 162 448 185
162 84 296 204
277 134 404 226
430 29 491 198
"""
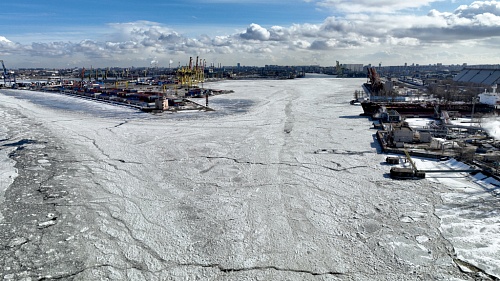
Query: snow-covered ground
1 77 499 280
402 157 500 278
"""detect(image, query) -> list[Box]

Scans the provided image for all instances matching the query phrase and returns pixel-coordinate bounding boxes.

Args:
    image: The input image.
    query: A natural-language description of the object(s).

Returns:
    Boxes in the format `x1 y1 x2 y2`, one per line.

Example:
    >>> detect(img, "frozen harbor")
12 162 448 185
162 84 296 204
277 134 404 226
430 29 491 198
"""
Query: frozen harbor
1 77 499 280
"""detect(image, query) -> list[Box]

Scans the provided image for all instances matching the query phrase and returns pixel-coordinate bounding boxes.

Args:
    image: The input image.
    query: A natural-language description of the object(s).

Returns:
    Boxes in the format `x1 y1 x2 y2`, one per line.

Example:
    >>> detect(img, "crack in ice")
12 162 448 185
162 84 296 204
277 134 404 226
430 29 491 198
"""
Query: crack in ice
201 155 368 173
178 263 347 277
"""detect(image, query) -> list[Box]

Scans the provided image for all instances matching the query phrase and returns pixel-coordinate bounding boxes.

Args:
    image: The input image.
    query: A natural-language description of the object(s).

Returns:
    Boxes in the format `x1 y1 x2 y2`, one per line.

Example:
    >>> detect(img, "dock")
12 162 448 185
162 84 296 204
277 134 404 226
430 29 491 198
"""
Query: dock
40 85 221 113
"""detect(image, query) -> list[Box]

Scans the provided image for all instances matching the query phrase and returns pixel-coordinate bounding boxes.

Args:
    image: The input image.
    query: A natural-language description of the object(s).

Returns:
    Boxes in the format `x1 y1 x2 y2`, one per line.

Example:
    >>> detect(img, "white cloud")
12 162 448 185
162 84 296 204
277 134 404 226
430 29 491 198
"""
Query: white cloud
0 36 12 43
310 39 338 50
315 0 442 14
385 36 420 46
455 1 500 18
0 36 22 55
269 26 291 41
240 23 271 41
2 1 500 68
292 39 311 49
211 35 232 46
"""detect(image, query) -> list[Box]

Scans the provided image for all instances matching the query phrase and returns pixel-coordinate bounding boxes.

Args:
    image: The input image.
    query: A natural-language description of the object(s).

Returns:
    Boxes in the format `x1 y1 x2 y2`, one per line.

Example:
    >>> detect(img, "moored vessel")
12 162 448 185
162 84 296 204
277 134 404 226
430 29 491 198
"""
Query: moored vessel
358 67 499 118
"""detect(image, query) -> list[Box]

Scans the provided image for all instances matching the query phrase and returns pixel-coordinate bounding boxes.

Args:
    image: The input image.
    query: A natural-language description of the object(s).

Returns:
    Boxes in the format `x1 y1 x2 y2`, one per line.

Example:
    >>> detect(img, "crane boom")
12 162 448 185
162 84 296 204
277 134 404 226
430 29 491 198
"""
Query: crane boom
1 60 11 86
0 60 7 75
404 149 418 171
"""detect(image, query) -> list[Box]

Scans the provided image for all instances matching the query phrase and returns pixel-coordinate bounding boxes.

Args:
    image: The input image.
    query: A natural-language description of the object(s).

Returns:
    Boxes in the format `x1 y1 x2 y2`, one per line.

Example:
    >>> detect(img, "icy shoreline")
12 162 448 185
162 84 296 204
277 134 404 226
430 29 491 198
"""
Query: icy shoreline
1 78 499 280
408 157 500 278
0 132 18 223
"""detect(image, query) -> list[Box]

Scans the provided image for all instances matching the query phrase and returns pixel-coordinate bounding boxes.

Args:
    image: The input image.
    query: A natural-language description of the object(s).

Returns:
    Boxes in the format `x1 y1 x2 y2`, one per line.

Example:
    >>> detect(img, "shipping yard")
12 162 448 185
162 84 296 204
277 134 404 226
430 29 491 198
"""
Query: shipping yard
1 57 239 113
355 66 500 180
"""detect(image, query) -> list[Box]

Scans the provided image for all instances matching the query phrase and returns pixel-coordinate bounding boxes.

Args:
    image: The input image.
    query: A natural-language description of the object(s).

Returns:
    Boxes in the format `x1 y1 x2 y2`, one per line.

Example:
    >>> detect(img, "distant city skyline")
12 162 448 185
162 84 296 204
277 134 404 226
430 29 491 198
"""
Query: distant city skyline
1 0 499 68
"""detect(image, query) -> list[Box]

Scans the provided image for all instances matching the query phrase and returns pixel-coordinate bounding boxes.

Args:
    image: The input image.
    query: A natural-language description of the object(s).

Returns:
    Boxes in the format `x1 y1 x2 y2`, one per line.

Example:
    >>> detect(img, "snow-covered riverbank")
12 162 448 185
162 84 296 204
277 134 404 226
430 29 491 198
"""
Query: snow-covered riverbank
1 77 499 280
408 157 500 278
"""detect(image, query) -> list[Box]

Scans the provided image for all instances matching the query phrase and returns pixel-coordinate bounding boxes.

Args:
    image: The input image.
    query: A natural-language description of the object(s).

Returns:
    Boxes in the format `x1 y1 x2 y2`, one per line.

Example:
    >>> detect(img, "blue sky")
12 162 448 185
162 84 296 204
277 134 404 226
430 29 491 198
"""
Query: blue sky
5 1 323 26
1 0 500 68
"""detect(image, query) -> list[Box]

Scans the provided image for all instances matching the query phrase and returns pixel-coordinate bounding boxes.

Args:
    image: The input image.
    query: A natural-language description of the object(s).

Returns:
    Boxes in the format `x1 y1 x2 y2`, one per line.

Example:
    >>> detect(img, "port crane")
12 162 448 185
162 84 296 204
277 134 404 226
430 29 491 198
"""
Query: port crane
1 60 7 85
1 59 16 87
367 67 384 93
176 56 205 88
80 67 86 83
388 150 426 179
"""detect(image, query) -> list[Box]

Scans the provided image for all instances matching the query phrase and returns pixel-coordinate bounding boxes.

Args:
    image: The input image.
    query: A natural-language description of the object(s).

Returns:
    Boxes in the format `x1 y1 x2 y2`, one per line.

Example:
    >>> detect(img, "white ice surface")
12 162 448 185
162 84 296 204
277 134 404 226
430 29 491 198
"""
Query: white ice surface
402 117 500 277
0 108 20 223
1 78 500 279
0 148 16 194
392 155 500 278
0 148 17 223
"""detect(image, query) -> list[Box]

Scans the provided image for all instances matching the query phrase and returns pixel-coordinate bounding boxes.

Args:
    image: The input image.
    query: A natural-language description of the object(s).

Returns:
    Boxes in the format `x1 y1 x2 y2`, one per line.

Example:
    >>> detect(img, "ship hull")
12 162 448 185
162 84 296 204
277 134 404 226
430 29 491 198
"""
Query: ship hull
360 101 496 117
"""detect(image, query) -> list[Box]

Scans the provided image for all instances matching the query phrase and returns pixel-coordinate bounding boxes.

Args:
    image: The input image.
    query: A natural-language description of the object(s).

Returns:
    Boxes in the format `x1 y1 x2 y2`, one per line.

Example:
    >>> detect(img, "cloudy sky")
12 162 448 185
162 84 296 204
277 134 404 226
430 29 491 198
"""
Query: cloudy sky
1 0 499 68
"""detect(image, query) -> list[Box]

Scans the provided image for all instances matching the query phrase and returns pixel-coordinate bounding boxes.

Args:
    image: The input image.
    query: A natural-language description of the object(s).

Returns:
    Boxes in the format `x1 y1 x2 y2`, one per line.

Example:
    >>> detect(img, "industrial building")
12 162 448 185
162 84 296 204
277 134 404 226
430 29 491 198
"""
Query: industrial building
453 67 500 86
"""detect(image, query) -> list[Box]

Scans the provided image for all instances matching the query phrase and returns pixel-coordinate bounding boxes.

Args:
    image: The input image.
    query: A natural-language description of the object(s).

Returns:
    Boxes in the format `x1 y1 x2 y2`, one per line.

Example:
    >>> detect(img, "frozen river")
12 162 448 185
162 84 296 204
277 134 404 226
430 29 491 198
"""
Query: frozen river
1 77 499 280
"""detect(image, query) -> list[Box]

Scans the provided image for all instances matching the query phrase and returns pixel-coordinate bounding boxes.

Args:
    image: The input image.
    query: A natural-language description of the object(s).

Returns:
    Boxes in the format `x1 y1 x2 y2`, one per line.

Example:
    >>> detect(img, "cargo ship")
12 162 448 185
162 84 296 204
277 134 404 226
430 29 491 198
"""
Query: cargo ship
360 100 497 117
358 68 499 118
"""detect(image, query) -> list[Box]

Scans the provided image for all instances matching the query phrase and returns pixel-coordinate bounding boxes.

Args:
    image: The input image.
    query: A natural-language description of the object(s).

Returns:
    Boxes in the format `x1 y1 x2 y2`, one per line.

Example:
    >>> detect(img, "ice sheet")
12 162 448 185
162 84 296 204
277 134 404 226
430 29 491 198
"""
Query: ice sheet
1 78 499 279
